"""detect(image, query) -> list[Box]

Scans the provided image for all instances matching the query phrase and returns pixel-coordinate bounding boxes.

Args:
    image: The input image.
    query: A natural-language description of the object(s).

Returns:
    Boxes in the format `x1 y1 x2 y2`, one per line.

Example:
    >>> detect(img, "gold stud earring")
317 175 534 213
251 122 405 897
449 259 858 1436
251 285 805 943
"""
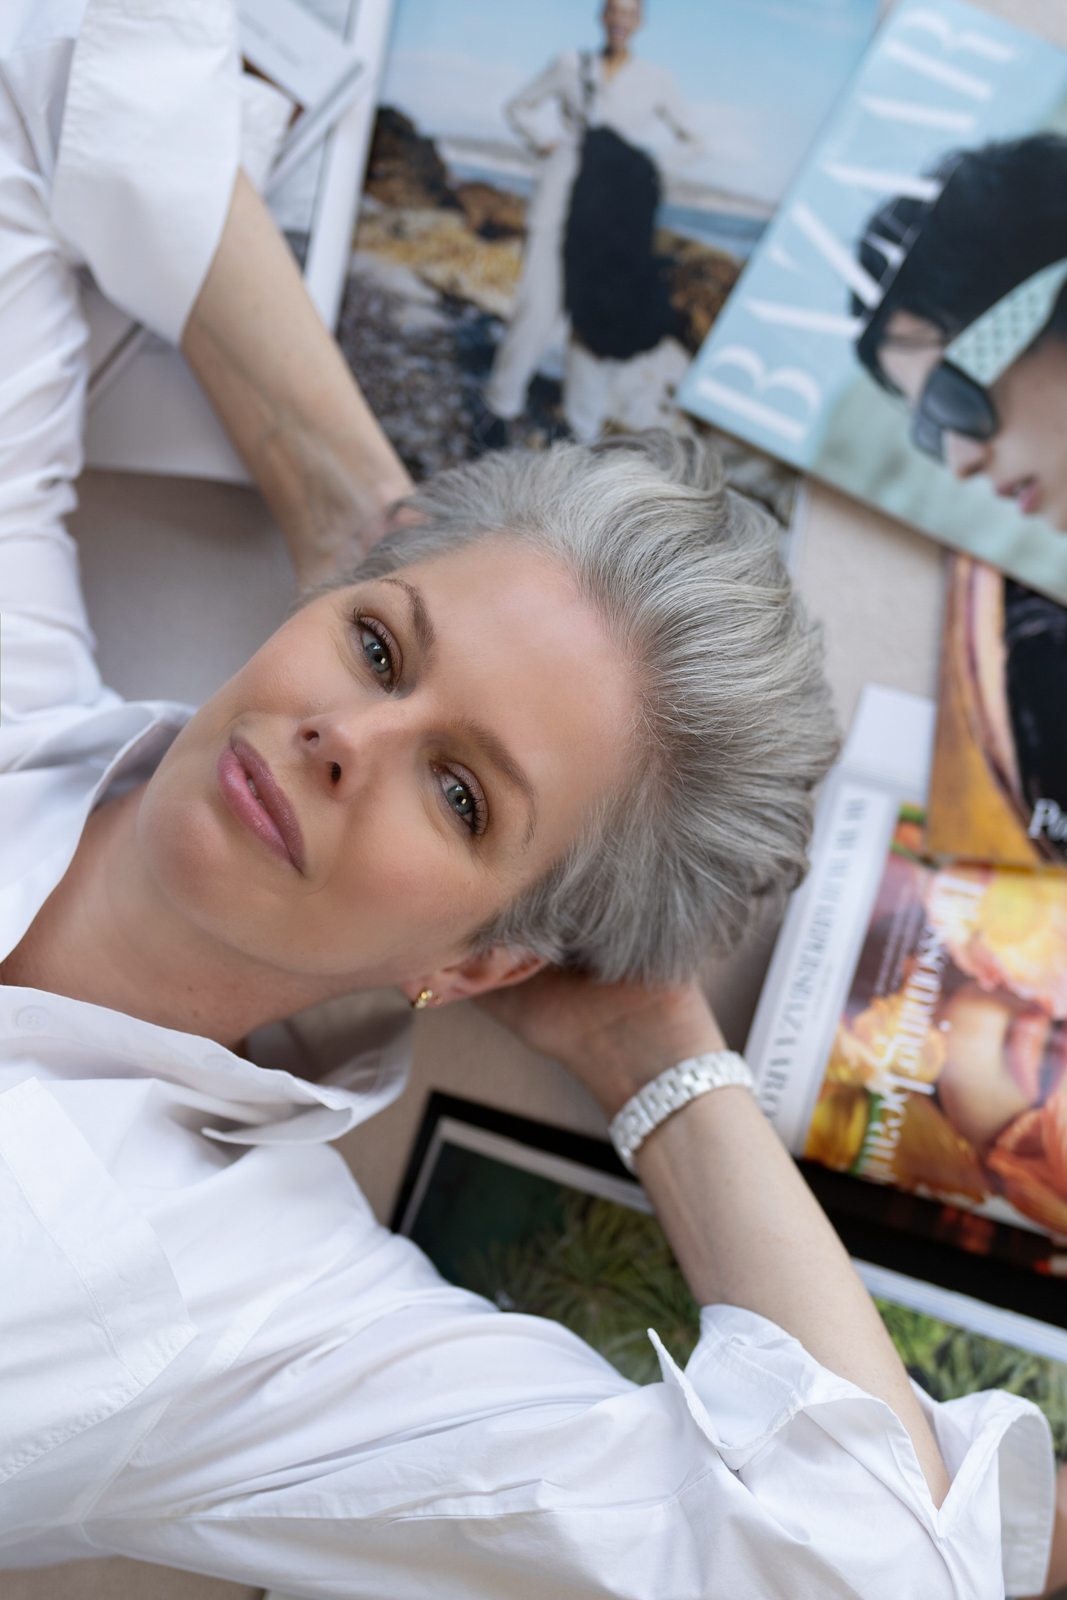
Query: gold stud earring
411 988 434 1010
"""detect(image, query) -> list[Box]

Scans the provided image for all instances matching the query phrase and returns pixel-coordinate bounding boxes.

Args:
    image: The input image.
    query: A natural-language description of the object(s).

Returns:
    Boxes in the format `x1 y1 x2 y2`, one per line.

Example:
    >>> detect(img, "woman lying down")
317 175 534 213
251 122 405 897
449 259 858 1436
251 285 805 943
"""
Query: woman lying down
0 2 1059 1595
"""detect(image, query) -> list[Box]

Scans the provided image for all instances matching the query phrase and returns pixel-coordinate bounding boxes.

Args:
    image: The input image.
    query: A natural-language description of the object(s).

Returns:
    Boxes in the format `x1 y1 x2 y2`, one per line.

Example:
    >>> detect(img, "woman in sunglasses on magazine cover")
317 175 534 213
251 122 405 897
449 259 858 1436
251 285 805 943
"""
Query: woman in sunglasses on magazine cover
855 136 1067 532
0 3 1061 1597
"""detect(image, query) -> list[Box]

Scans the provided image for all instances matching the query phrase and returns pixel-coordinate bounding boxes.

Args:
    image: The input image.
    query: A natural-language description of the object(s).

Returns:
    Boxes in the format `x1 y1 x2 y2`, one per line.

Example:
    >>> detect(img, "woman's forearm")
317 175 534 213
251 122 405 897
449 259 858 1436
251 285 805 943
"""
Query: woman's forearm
480 973 951 1506
181 171 413 587
634 1087 951 1505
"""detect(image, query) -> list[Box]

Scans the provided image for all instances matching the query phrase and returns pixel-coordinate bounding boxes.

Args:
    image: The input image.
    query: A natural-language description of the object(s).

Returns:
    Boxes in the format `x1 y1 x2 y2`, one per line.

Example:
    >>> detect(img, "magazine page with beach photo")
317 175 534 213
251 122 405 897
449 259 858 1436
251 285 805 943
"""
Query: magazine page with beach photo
678 0 1067 604
747 682 1067 1281
336 0 881 537
392 1092 1067 1446
927 553 1067 869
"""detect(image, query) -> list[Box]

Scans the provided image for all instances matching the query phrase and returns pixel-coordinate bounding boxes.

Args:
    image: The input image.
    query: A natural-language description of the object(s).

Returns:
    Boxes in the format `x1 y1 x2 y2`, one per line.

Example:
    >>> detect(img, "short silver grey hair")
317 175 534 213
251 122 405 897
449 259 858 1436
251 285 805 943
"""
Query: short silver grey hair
349 432 838 983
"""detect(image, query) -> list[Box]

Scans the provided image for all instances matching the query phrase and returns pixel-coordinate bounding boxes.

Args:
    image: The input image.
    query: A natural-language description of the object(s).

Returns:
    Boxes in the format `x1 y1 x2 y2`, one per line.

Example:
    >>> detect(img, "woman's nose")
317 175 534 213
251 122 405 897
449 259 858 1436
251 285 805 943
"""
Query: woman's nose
295 703 409 794
943 430 990 479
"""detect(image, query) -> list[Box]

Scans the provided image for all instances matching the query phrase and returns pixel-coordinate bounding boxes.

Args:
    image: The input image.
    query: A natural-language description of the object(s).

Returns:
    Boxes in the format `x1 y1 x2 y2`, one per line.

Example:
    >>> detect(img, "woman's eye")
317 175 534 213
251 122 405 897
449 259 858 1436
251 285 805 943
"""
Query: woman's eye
440 773 485 835
359 625 393 680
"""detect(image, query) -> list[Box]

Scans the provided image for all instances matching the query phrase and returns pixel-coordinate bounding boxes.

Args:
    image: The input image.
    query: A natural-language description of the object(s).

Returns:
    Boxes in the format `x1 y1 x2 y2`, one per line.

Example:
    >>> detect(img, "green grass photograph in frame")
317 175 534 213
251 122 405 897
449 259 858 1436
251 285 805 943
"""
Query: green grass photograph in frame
394 1093 1067 1450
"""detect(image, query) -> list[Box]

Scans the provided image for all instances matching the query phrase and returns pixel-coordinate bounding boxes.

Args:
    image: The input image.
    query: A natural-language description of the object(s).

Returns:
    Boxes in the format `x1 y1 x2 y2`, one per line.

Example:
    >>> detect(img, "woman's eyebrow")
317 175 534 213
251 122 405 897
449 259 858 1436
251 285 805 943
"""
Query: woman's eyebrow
380 576 436 657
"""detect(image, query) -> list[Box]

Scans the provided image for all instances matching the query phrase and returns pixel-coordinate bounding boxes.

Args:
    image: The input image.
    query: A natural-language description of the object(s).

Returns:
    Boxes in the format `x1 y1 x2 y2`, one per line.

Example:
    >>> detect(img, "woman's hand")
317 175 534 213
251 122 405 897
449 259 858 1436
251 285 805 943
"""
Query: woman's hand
476 970 725 1118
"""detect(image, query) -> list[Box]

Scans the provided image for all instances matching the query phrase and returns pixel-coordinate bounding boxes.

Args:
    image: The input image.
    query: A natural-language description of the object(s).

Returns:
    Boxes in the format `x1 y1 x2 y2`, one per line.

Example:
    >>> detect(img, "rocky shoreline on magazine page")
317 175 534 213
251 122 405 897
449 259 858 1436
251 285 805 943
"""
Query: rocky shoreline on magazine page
805 810 1067 1241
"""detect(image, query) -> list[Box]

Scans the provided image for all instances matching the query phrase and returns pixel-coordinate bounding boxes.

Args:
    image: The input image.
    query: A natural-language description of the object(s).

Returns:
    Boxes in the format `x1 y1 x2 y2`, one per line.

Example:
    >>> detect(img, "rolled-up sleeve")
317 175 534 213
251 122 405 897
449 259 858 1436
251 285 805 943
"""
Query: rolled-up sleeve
0 0 242 732
51 0 241 346
671 1305 1056 1599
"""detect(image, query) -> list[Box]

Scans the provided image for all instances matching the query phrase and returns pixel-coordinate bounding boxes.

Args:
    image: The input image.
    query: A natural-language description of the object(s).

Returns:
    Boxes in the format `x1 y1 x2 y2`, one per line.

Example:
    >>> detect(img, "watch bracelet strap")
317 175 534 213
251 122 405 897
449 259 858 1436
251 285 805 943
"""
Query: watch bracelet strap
608 1050 755 1174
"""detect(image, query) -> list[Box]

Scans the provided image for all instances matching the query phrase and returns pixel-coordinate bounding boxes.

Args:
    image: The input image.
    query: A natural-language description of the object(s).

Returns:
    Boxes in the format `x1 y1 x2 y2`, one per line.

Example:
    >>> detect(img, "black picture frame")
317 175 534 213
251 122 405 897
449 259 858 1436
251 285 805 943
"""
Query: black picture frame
395 1092 1067 1333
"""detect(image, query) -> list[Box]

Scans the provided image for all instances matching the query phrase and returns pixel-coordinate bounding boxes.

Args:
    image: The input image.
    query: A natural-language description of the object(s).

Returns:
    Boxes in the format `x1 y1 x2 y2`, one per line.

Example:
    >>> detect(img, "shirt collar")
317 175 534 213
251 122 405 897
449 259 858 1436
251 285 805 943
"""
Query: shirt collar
2 700 411 1142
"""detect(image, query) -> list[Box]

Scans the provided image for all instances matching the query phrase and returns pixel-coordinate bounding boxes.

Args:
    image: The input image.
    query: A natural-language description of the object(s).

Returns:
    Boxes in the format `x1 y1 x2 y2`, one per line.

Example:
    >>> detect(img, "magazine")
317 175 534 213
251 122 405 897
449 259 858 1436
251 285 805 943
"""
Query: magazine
339 0 880 510
394 1091 1067 1447
677 0 1067 606
747 682 1067 1257
927 553 1067 869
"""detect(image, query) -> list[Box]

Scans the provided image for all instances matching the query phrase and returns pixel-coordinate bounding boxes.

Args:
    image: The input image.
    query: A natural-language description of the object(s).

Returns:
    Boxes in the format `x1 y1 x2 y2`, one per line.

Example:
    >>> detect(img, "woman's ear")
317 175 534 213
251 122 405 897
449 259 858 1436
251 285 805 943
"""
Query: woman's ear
403 948 547 1008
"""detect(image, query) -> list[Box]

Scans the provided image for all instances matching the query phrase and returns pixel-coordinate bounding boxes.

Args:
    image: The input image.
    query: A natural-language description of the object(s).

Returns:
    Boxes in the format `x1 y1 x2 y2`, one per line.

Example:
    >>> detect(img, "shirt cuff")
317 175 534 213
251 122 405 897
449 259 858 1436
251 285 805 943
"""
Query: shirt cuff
656 1304 1057 1599
51 0 241 345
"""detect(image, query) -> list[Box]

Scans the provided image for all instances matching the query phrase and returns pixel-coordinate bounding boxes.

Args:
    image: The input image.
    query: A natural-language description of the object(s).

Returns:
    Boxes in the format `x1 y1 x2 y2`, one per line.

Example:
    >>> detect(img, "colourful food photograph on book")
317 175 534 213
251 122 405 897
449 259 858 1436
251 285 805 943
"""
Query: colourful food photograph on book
678 0 1067 604
927 554 1067 868
804 811 1067 1237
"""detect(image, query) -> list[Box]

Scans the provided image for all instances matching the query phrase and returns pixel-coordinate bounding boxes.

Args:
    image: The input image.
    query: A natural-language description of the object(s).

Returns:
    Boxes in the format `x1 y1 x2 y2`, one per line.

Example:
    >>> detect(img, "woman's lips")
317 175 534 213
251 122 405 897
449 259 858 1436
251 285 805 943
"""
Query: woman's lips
217 739 306 871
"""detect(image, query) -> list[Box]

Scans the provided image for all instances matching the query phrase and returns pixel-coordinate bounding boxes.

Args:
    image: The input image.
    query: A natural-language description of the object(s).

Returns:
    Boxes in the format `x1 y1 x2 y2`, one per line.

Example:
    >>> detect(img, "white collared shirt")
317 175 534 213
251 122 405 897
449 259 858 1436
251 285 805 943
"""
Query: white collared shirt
505 49 704 174
0 4 1056 1596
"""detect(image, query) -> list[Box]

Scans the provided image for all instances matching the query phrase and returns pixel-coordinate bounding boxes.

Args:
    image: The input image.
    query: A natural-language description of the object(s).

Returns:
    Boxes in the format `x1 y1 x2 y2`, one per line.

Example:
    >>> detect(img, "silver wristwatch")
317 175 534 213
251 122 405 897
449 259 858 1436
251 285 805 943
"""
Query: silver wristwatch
609 1051 755 1174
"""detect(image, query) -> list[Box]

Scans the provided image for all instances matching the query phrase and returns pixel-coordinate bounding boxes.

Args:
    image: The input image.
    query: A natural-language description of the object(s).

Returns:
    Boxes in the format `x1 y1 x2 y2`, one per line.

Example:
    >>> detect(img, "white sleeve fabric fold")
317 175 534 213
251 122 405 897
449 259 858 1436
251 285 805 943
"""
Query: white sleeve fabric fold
675 1305 1056 1599
65 1193 1054 1600
51 0 242 346
0 0 242 733
0 1078 196 1535
0 65 103 731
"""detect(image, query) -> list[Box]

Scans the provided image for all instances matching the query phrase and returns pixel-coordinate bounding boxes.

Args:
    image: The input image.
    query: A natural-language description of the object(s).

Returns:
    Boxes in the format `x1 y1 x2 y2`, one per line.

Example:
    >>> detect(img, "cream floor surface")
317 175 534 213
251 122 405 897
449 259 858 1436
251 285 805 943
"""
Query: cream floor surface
6 0 1067 1588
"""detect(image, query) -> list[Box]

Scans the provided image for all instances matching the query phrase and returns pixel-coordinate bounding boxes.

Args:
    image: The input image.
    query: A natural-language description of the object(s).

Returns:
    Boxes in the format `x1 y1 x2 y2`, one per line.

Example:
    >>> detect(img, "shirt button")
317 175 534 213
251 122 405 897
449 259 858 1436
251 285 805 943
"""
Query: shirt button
16 1007 50 1032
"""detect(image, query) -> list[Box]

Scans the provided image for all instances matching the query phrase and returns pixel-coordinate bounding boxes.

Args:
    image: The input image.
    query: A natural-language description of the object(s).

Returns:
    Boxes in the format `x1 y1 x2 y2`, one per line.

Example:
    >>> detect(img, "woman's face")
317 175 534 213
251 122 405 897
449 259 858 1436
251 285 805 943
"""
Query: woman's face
878 310 1067 530
601 0 642 54
135 537 635 993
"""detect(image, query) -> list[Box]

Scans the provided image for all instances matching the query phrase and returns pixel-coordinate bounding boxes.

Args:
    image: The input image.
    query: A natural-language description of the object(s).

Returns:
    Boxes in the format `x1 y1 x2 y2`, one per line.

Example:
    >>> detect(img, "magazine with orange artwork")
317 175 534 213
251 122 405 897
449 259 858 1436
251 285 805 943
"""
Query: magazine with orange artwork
805 812 1067 1238
747 682 1067 1247
926 554 1067 869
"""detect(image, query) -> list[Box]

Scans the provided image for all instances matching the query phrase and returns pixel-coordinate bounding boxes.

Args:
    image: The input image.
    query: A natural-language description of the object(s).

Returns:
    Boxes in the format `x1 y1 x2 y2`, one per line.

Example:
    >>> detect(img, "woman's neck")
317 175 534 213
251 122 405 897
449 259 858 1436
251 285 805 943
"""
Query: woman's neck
0 785 352 1045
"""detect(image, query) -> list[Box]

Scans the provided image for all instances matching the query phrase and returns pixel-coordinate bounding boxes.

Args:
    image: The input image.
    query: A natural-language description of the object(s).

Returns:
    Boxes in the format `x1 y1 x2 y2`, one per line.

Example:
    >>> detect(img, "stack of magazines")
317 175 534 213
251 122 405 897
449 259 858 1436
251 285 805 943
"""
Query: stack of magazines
371 0 1067 1448
677 0 1067 1451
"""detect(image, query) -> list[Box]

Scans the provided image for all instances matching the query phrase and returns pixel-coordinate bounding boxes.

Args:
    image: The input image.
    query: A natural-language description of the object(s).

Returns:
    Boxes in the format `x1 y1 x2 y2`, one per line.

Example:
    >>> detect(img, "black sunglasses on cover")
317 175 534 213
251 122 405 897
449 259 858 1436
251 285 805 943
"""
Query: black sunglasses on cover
911 361 998 461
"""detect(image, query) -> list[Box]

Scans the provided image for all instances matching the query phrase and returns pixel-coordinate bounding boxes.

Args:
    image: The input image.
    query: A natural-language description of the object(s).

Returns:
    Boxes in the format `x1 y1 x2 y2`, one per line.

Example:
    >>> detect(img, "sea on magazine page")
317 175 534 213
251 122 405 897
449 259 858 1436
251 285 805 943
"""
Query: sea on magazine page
395 1094 1067 1454
334 0 880 528
928 553 1067 869
678 0 1067 605
747 684 1067 1253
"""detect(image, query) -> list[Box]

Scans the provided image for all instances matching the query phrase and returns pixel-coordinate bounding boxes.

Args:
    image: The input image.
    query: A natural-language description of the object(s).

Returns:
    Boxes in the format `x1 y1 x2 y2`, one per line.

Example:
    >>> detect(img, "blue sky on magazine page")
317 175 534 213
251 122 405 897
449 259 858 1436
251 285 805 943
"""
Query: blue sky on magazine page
679 0 1067 459
381 0 880 209
677 0 1067 600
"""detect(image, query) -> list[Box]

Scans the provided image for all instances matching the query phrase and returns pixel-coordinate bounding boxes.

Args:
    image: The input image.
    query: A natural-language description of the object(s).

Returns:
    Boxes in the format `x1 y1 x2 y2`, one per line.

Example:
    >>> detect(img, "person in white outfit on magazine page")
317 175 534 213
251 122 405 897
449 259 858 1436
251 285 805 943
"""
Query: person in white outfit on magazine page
483 0 702 443
0 2 1063 1597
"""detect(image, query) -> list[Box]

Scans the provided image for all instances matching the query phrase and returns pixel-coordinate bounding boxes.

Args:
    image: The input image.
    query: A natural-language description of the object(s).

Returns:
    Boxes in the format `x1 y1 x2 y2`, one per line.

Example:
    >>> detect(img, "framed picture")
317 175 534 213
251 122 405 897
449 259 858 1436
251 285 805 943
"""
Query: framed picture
395 1089 1067 1437
392 1092 688 1383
